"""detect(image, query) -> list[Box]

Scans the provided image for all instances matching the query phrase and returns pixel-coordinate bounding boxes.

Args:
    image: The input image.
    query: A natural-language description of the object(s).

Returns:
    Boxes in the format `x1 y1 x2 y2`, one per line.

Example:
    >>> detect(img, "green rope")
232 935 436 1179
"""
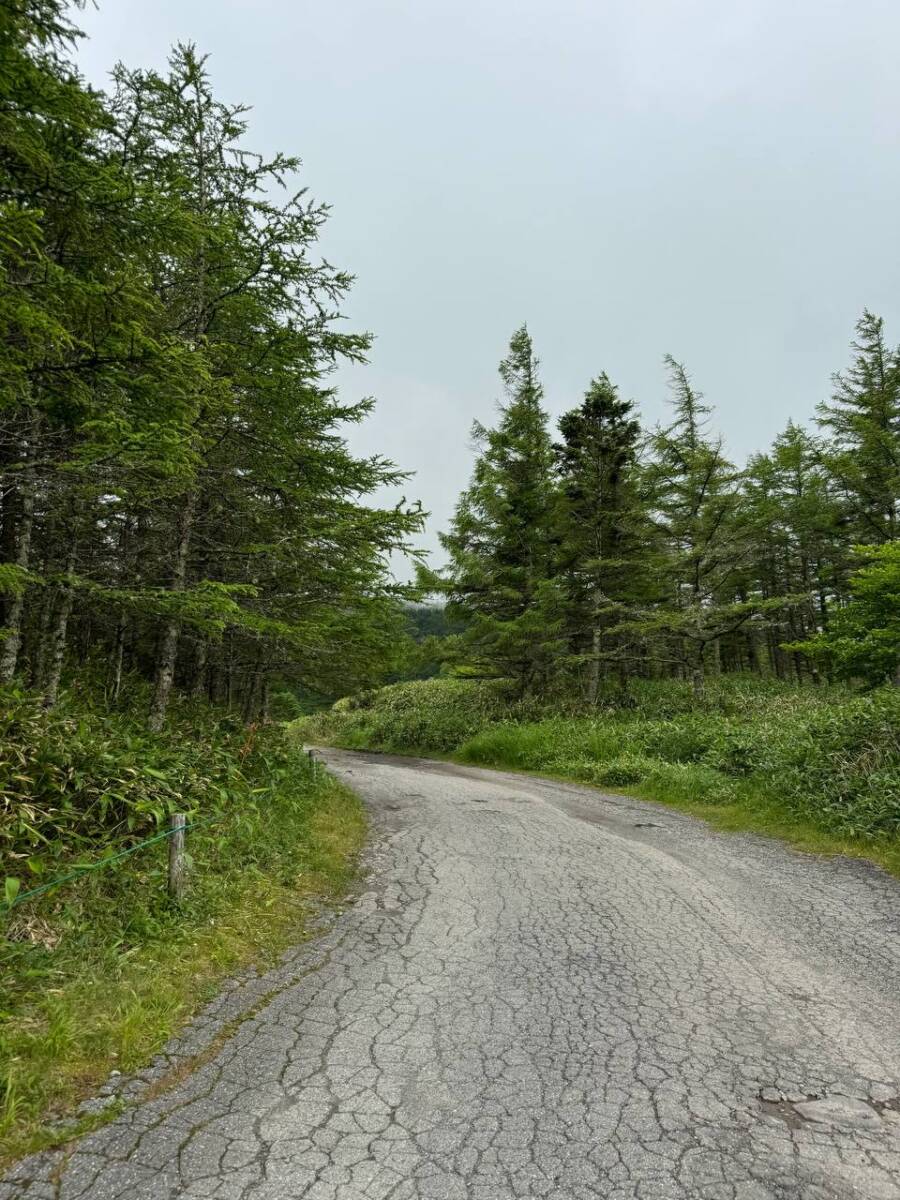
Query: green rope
3 814 225 913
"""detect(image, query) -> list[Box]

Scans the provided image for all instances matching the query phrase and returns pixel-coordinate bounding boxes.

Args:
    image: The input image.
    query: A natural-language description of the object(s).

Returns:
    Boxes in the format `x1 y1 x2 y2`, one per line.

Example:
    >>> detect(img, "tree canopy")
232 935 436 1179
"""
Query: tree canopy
0 2 423 722
437 318 900 697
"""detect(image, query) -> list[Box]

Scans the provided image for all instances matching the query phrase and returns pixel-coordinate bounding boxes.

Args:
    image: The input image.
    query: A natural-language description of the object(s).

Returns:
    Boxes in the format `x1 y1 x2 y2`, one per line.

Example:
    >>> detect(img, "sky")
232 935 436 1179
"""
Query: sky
75 0 900 572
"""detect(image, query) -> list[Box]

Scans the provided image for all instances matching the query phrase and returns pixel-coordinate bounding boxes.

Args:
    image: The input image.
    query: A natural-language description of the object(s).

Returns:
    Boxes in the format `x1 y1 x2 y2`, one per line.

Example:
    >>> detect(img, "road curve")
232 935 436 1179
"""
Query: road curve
5 748 900 1200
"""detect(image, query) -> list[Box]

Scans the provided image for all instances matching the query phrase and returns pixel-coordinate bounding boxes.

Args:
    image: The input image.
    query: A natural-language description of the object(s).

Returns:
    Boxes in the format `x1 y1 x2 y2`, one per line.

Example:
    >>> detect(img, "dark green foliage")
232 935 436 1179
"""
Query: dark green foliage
0 674 320 866
300 677 523 753
0 8 423 722
789 544 900 685
438 327 565 694
740 422 847 674
433 310 897 699
633 357 758 688
383 603 466 681
817 310 900 544
554 375 646 699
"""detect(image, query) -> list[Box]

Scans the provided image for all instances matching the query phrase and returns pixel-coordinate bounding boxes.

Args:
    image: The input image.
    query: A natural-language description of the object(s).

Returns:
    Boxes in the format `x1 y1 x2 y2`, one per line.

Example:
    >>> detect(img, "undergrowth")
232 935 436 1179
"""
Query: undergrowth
297 674 900 848
0 678 365 1167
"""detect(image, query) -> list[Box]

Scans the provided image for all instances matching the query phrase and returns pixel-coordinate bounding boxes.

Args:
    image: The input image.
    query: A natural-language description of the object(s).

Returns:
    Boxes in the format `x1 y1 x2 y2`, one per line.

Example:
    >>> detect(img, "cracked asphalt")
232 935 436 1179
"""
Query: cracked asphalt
5 748 900 1200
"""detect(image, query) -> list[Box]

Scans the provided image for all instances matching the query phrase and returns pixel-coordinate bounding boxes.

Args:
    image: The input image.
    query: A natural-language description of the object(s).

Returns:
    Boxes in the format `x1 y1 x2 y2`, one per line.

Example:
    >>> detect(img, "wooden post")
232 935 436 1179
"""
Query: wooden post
168 813 188 901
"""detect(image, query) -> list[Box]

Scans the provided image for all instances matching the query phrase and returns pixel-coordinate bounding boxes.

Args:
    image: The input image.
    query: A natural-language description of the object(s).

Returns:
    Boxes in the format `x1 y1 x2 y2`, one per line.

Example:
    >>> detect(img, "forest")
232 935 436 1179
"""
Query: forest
4 0 896 749
427 322 899 700
1 1 422 727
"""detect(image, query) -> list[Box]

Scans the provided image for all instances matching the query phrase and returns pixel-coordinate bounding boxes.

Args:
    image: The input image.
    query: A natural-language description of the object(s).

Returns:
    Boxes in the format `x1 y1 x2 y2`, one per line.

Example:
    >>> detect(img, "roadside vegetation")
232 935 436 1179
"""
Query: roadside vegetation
0 675 364 1166
298 674 900 869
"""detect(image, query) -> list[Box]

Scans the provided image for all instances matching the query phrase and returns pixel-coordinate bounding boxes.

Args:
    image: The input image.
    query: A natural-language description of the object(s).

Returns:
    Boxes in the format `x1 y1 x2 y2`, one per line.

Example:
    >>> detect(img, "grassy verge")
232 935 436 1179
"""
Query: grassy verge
295 675 900 878
1 686 366 1168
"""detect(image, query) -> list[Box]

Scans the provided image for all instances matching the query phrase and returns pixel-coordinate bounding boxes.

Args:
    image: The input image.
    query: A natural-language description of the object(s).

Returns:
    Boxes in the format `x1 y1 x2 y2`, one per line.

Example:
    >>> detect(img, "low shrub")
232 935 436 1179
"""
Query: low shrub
642 761 738 805
0 681 292 864
295 677 520 754
593 755 657 787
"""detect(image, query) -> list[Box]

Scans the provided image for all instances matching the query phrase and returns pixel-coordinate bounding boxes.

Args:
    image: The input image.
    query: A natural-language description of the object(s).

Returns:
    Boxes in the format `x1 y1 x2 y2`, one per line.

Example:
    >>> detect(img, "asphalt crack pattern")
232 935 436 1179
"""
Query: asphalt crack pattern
4 748 900 1199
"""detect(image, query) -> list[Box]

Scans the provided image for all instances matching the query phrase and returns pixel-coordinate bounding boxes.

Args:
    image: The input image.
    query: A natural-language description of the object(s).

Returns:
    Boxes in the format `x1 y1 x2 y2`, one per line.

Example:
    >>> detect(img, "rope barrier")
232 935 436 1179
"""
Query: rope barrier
2 813 225 913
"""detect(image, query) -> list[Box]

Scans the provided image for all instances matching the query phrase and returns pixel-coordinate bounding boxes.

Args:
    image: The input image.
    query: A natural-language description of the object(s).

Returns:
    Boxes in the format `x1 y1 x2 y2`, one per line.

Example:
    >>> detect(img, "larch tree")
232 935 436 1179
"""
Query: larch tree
818 310 900 546
0 0 199 698
790 543 900 687
105 47 422 727
636 357 759 696
1 12 424 723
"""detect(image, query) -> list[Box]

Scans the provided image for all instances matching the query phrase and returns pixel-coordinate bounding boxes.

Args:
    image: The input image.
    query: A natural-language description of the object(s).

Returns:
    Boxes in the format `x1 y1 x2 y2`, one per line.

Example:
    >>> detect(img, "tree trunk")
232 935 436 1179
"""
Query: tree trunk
817 582 829 630
149 491 196 732
30 586 54 689
190 639 208 699
42 544 77 708
691 638 706 701
110 515 137 702
0 459 36 684
768 630 784 679
587 617 601 705
241 671 260 725
111 612 127 701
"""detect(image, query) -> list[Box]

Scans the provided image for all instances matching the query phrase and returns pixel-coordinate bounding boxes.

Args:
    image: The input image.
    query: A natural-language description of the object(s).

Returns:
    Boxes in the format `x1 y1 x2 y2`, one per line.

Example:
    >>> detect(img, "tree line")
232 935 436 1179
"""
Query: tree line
1 1 422 726
436 321 900 698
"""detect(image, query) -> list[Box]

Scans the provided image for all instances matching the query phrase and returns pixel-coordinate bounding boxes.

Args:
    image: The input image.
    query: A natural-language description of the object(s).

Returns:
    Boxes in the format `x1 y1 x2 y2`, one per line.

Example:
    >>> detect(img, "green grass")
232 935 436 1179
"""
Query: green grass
296 674 900 877
0 683 366 1168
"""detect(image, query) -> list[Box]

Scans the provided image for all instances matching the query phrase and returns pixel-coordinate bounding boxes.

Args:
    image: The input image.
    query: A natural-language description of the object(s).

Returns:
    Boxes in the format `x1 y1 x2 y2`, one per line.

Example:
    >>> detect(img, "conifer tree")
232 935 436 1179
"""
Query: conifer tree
1 12 423 720
104 47 422 726
741 423 846 678
790 543 900 686
635 358 759 695
440 327 564 693
0 0 200 693
554 374 646 700
818 311 900 545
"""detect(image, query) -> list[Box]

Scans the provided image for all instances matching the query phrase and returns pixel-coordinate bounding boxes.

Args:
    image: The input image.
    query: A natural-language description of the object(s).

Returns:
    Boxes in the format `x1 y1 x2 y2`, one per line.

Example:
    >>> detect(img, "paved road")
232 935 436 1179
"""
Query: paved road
5 749 900 1200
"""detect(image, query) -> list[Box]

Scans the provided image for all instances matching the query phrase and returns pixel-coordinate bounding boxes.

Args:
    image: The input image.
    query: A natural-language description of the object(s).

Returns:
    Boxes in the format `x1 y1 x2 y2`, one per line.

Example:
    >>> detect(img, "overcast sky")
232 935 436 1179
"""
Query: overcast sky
76 0 900 571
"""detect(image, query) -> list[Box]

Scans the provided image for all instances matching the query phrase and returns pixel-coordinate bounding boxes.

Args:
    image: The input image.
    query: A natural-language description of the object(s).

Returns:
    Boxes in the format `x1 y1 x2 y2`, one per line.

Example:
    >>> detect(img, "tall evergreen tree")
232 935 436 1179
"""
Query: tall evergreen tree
636 357 759 694
440 326 564 693
790 543 900 687
818 310 900 545
102 47 422 726
554 374 645 700
1 14 423 721
741 423 847 678
0 0 200 693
